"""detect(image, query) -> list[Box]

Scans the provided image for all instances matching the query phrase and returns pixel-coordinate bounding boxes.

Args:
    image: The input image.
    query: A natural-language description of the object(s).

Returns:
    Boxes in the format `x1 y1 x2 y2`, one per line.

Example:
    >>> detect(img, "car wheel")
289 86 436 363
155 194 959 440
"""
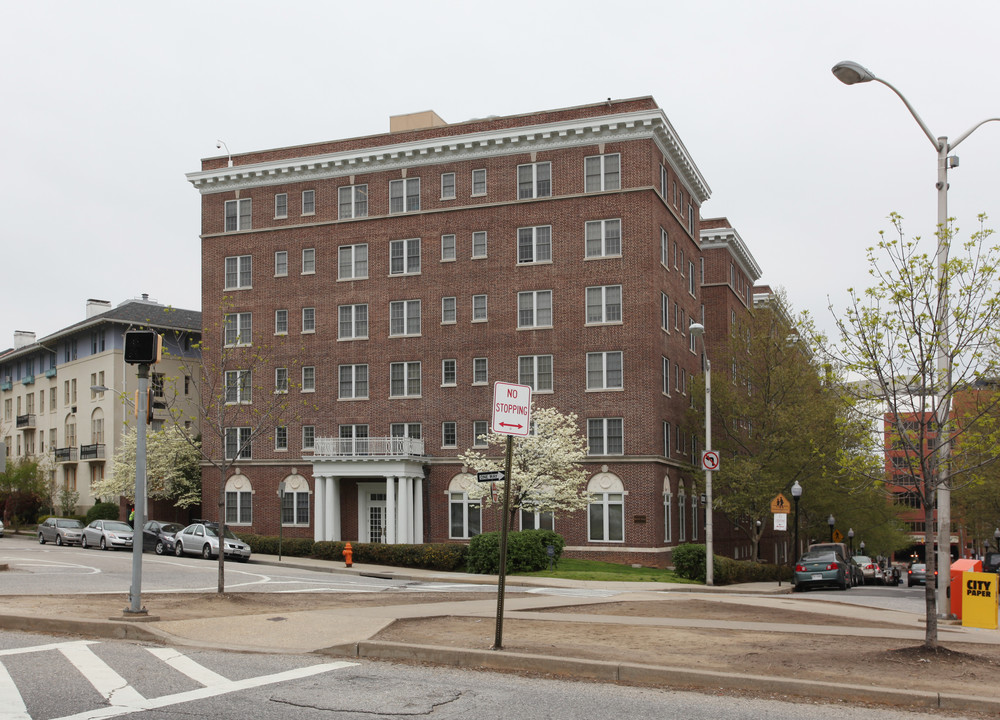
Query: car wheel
202 544 213 560
81 535 88 549
839 577 848 591
154 541 165 555
100 537 107 551
38 533 45 544
174 542 184 557
56 534 63 546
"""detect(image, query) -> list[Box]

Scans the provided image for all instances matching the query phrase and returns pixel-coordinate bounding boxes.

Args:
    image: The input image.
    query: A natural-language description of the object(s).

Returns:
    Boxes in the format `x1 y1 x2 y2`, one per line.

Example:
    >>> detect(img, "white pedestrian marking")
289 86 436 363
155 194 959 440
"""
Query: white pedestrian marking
59 645 146 707
144 647 228 686
0 640 97 657
0 661 30 720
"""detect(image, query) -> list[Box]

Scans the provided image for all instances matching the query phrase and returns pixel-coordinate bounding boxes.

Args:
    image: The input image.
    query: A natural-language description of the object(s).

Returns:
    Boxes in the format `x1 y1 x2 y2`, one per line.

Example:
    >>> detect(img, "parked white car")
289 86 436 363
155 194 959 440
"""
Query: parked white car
81 519 134 551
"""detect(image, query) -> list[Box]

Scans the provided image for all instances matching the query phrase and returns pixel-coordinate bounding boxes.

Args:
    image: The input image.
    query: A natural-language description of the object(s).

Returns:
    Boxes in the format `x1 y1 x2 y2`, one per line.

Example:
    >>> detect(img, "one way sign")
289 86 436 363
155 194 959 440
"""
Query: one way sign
492 381 532 437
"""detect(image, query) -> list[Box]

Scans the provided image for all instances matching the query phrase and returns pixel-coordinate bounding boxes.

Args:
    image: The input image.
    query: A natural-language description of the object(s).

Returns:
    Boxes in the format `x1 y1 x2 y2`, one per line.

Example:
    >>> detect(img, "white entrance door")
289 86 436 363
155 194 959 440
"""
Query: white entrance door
367 492 386 543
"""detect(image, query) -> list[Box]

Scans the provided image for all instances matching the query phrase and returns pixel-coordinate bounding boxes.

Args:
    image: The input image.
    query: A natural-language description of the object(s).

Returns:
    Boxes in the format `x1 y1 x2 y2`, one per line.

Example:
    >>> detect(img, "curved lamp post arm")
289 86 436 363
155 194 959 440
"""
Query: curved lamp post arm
951 118 1000 151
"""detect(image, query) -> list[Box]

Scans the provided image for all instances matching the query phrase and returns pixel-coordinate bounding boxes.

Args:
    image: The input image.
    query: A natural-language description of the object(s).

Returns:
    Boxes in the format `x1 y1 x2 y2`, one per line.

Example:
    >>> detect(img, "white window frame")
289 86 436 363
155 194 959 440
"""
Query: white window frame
275 309 288 335
224 370 251 405
441 359 457 387
678 487 687 542
517 162 551 199
585 219 622 258
282 489 310 525
472 231 487 258
660 228 669 267
588 492 624 542
517 225 552 264
274 193 288 219
224 312 252 347
302 189 315 215
224 198 251 232
472 294 487 322
338 304 368 340
389 238 421 275
471 168 487 196
338 244 368 280
224 255 252 290
226 488 253 525
449 491 481 539
301 366 315 393
441 234 456 262
275 250 288 277
275 426 288 451
302 307 316 334
225 427 252 460
587 418 624 455
473 420 488 447
441 297 457 324
518 354 553 393
441 172 456 200
339 364 369 400
661 293 670 333
664 489 672 542
584 153 620 192
390 423 421 439
389 177 420 213
389 300 421 337
442 421 457 448
389 361 421 398
585 285 622 325
302 248 316 275
517 290 552 329
662 356 670 395
275 367 288 394
472 357 488 385
338 184 368 219
302 425 315 451
586 352 623 391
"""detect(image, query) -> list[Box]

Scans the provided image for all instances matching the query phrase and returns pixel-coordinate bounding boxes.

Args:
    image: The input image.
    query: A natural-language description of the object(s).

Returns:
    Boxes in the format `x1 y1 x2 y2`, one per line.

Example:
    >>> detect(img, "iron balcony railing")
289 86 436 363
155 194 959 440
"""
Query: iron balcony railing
16 414 36 429
80 443 106 460
54 447 79 463
312 436 425 459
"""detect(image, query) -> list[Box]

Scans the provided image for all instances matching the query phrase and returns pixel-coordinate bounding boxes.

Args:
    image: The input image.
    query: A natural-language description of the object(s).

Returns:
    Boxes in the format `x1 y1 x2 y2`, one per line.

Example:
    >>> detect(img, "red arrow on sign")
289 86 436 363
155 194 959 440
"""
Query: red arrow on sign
499 422 523 429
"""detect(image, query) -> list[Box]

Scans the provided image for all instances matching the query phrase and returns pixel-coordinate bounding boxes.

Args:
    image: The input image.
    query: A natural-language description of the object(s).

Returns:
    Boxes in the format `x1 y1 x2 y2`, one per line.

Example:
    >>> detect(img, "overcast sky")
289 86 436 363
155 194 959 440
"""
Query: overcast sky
2 0 999 348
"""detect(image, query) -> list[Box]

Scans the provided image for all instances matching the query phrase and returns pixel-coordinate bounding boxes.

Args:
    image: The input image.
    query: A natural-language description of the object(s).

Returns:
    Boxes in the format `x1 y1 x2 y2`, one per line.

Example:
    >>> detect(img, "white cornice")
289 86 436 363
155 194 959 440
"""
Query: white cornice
186 109 712 204
699 226 762 281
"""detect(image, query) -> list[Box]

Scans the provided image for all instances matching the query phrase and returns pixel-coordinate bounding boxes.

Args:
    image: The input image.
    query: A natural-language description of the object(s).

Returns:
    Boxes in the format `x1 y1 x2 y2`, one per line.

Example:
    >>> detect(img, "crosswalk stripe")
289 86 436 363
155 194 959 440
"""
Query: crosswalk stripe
0 640 97 657
0 661 31 720
143 647 229 686
59 645 146 707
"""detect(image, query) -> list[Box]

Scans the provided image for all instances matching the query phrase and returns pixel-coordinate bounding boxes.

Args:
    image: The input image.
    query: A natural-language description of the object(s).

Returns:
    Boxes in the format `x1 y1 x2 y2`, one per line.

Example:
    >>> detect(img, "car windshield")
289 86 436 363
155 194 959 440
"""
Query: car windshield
854 556 871 564
800 552 835 562
57 519 82 528
103 521 132 532
160 523 184 533
205 526 241 540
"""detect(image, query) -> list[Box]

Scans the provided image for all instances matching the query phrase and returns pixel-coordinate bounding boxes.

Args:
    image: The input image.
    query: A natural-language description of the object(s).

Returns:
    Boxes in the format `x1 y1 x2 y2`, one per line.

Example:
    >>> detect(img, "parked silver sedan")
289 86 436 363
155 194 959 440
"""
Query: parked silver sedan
81 519 134 551
38 517 84 546
173 521 251 561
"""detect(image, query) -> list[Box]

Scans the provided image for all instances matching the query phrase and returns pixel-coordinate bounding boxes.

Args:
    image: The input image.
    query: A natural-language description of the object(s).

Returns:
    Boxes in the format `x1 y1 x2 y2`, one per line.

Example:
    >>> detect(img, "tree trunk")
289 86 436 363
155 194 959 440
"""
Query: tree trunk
923 495 938 648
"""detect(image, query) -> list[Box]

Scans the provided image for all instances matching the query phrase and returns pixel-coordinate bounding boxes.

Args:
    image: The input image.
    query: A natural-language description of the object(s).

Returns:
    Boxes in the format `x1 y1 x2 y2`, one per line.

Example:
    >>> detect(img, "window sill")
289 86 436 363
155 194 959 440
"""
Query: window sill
584 254 622 261
301 389 315 394
516 260 553 267
301 330 315 335
441 321 456 326
275 448 289 453
274 215 288 220
441 445 457 449
516 326 553 331
274 273 288 279
586 387 624 393
441 383 457 388
274 332 287 336
389 334 422 339
223 286 252 292
471 255 488 260
338 396 369 401
584 321 624 327
441 257 456 263
337 276 369 282
389 395 423 400
471 318 488 324
471 382 488 387
471 192 487 198
338 336 369 342
301 212 315 217
388 272 422 278
440 196 456 202
301 271 316 276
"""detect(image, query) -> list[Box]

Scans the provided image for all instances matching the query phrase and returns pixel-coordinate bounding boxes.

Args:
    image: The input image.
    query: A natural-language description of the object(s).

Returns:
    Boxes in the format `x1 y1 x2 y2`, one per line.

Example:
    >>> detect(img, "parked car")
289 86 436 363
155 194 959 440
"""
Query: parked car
37 517 84 546
81 519 134 551
853 555 883 585
845 555 864 587
173 521 251 562
0 519 4 538
794 550 850 591
907 562 938 587
142 520 184 555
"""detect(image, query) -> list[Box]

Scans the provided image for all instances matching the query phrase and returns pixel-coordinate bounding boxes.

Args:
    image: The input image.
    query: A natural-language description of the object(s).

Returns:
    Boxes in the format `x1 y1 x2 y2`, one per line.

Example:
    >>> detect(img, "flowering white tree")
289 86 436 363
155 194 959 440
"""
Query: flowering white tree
99 424 202 508
458 405 588 529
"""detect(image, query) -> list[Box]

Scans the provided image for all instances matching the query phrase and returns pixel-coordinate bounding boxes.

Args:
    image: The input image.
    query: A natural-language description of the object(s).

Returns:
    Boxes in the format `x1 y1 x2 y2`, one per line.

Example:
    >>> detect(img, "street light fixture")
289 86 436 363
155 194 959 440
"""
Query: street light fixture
994 528 1000 552
832 59 1000 615
791 481 802 561
848 528 855 555
860 540 866 555
687 322 713 586
827 514 835 542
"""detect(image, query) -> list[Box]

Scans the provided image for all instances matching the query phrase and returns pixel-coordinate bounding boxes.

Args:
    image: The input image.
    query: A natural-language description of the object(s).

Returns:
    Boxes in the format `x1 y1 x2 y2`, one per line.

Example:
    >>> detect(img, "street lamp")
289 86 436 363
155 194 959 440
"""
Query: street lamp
791 481 802 560
833 60 1000 615
994 528 1000 552
848 528 855 555
860 540 866 555
688 322 713 586
827 514 835 542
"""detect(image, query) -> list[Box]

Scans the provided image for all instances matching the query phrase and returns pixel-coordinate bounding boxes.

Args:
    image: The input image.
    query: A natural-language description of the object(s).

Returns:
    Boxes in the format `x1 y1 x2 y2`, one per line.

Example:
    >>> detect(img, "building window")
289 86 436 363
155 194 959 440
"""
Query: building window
689 261 697 295
339 364 369 399
441 172 456 200
660 229 669 267
661 293 670 332
472 231 487 258
662 357 670 395
302 248 315 274
224 198 251 232
224 427 252 460
472 169 487 196
518 355 553 392
389 178 420 213
224 313 252 347
302 425 315 450
473 420 489 447
692 494 699 541
517 162 551 199
442 359 457 386
226 487 253 524
472 295 487 322
390 300 421 336
450 491 481 538
390 423 421 439
588 418 623 455
441 234 456 261
678 486 686 542
338 244 368 280
585 219 622 258
664 489 672 541
660 164 668 198
225 370 251 404
282 488 310 525
517 290 552 328
442 421 457 448
302 307 316 333
390 362 421 398
302 189 315 215
589 492 624 542
473 358 488 385
441 297 457 324
274 193 287 219
389 238 421 275
338 304 368 340
275 426 288 451
587 352 623 390
275 368 288 394
517 225 551 264
301 366 315 392
224 255 252 290
275 251 288 277
688 203 695 234
663 421 671 457
584 153 620 192
521 510 554 531
585 285 622 324
275 309 288 335
338 184 368 219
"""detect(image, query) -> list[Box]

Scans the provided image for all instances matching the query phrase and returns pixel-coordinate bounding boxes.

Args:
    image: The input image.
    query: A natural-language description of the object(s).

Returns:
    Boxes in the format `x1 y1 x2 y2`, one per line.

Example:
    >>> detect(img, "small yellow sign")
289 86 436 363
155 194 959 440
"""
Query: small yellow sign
770 494 790 514
962 572 999 629
832 529 844 543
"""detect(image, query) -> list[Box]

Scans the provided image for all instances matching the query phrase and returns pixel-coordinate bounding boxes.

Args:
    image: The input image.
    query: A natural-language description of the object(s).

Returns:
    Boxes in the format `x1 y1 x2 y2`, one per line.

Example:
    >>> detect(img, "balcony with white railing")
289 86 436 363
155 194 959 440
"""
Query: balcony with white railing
312 436 425 460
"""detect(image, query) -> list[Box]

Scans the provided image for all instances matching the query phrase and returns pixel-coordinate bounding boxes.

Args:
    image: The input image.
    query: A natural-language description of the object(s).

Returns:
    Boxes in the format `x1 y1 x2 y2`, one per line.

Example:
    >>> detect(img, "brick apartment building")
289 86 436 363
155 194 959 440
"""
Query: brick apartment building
187 96 774 566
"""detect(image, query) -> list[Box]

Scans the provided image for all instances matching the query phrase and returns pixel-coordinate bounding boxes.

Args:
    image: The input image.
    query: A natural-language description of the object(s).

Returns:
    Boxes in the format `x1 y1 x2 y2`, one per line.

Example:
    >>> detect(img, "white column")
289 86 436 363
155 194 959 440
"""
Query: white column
399 476 413 543
314 475 326 542
324 476 336 542
413 476 423 544
330 477 341 542
386 476 397 544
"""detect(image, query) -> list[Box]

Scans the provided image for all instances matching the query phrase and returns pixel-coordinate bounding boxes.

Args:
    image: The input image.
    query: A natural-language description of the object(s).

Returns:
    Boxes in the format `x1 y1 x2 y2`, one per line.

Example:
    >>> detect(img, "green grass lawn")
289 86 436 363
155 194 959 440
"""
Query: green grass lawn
512 557 698 584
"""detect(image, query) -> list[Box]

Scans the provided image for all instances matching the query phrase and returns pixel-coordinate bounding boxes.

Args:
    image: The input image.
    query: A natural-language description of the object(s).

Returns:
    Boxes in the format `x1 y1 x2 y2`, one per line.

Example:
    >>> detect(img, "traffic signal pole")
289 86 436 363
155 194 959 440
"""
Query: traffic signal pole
126 362 149 616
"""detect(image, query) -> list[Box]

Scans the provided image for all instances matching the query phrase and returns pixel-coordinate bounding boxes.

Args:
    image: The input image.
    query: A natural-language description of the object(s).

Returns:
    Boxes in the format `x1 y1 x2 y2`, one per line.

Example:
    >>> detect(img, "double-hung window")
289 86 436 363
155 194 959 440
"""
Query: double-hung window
224 255 251 290
226 487 253 524
225 427 252 460
275 367 288 393
338 184 368 219
662 356 670 395
585 219 622 258
282 489 310 525
660 164 668 198
517 290 552 328
339 364 369 399
586 285 622 324
442 359 457 386
589 491 624 542
301 366 315 392
389 238 421 275
472 231 487 258
688 261 696 295
472 168 487 195
442 422 457 447
275 309 288 335
660 229 669 267
441 172 456 199
224 312 252 346
224 198 251 232
302 425 315 450
302 189 315 215
389 300 421 336
441 234 456 261
390 423 421 440
587 418 623 455
441 297 457 324
450 491 481 539
390 362 421 398
587 352 623 390
389 178 420 213
473 420 489 446
473 358 488 385
338 244 368 280
472 295 487 322
275 251 288 277
274 193 287 218
302 307 316 333
224 370 251 404
338 304 368 339
517 226 551 264
517 162 551 199
302 248 315 274
518 355 553 392
584 153 620 192
275 426 288 451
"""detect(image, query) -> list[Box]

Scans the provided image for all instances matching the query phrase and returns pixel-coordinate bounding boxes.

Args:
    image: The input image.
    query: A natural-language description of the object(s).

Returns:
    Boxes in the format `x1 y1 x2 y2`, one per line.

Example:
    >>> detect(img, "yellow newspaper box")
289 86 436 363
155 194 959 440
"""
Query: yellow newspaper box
962 571 999 629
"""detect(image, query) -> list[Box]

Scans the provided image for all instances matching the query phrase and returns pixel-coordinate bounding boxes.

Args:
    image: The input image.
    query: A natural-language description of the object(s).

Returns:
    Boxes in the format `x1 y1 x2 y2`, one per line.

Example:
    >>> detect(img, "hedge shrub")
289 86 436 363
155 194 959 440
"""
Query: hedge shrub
672 543 792 584
238 535 468 572
86 502 121 525
467 529 565 574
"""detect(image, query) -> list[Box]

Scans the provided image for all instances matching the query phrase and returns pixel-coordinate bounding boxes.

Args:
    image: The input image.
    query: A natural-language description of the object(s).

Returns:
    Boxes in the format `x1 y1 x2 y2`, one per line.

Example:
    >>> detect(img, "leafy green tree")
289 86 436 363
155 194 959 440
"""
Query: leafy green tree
0 456 51 529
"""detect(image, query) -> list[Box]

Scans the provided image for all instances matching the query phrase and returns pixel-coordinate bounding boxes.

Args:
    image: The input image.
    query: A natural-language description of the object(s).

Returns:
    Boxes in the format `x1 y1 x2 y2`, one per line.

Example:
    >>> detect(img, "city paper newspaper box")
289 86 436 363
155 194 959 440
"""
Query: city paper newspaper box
950 558 981 619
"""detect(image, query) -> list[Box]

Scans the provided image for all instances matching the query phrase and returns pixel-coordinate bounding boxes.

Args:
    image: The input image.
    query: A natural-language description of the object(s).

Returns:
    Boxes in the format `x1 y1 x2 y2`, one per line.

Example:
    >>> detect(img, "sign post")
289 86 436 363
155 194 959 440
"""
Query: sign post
489 381 531 650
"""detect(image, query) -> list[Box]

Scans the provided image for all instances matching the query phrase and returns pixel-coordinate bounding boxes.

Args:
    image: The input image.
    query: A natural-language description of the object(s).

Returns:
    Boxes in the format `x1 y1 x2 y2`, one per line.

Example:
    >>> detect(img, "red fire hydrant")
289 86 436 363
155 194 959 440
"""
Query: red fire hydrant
343 542 353 568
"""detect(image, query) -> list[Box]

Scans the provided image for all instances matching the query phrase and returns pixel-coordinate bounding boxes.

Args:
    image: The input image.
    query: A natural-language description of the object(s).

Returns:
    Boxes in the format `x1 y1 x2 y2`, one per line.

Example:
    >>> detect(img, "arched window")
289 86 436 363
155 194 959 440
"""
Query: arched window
225 472 253 525
90 407 104 445
662 476 672 543
447 474 480 539
280 473 310 526
678 482 686 542
64 413 76 449
587 472 624 542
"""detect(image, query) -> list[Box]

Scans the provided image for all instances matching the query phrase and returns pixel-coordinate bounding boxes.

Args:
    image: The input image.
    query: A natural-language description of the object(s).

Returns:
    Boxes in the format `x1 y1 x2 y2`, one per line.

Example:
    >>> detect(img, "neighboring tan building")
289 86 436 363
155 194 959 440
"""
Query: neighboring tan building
0 296 202 514
186 96 764 566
